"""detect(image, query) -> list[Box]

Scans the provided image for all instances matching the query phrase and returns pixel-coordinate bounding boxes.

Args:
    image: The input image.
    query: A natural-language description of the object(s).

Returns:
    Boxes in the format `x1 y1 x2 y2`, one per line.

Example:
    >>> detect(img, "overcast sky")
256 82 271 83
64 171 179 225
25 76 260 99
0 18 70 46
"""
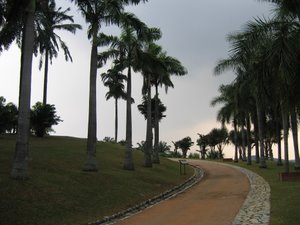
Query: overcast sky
0 0 278 157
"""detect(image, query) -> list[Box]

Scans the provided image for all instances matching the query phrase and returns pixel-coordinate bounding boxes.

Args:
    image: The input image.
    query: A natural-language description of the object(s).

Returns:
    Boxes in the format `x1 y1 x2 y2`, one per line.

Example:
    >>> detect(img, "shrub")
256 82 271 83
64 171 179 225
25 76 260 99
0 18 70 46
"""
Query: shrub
30 102 62 137
188 152 200 159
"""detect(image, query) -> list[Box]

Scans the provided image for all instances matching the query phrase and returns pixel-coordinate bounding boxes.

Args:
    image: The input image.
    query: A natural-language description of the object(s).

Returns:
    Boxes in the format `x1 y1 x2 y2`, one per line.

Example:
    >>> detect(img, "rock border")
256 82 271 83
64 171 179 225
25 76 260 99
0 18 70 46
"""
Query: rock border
225 164 271 225
88 164 204 225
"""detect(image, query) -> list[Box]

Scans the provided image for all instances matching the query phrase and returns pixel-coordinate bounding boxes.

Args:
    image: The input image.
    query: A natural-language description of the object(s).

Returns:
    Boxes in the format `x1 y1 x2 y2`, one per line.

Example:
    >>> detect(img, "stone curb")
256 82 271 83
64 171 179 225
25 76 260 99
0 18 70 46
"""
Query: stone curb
224 164 271 225
88 164 204 225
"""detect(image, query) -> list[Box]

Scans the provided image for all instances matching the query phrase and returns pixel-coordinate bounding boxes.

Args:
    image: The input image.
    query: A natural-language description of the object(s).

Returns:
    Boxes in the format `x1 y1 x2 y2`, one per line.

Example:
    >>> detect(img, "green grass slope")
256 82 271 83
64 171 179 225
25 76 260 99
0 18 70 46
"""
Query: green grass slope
230 161 300 225
0 135 193 225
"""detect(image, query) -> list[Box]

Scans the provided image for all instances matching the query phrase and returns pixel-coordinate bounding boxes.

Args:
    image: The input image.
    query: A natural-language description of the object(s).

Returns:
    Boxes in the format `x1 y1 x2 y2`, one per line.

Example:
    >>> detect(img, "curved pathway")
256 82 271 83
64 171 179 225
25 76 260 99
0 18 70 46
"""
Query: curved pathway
112 160 249 225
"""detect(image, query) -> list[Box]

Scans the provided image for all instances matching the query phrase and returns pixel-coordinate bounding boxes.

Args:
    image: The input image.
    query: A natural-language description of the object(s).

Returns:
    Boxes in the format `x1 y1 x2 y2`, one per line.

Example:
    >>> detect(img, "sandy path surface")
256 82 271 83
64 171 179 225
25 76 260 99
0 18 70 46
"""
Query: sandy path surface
113 160 249 225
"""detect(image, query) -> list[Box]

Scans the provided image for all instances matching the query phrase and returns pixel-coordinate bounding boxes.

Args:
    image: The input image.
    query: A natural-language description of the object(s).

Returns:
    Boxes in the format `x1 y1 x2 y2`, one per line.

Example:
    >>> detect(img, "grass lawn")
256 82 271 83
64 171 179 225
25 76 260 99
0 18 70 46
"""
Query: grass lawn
0 135 193 225
228 160 300 225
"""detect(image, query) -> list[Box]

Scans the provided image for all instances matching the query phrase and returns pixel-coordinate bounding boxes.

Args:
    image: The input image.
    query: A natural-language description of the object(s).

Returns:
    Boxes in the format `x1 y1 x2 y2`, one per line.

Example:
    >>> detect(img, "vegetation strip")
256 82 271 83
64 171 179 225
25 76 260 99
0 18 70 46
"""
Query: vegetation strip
224 164 271 225
89 165 204 225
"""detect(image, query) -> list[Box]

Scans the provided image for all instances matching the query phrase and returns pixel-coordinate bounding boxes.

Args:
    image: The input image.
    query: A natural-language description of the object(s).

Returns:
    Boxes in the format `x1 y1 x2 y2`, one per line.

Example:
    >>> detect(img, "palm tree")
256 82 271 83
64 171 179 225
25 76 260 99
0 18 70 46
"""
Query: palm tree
261 0 300 20
137 95 166 166
213 26 273 168
101 63 127 143
106 25 160 169
0 0 38 179
35 0 81 105
73 0 147 171
150 45 187 164
177 136 194 158
211 83 240 162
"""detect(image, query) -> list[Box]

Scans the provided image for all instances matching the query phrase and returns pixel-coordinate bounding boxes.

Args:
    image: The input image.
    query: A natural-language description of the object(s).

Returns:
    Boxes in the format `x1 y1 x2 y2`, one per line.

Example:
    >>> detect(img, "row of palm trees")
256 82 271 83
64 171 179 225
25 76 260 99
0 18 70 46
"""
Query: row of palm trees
0 0 187 179
211 0 300 173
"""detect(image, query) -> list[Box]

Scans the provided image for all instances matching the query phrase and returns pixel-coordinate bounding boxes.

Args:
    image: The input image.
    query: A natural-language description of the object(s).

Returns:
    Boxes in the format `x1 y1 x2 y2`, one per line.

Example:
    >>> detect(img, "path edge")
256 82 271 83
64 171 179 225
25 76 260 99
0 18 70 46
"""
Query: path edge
88 163 204 225
223 163 271 225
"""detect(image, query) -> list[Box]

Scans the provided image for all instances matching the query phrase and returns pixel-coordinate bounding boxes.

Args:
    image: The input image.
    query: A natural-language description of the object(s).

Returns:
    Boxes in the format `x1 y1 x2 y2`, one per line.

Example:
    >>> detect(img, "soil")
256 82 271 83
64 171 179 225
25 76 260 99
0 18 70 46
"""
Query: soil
113 160 249 225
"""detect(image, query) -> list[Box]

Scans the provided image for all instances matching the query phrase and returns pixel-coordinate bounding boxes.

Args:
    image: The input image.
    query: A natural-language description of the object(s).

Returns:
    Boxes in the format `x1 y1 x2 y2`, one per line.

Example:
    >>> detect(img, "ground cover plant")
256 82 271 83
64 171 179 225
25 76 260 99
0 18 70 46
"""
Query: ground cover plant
0 135 193 225
230 161 300 225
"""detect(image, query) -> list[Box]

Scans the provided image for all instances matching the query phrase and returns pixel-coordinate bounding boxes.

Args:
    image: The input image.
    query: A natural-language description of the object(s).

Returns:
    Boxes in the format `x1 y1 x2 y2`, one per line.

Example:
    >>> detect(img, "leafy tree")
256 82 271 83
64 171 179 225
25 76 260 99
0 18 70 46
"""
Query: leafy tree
137 96 166 125
35 0 81 105
157 141 171 153
177 136 194 158
0 97 18 134
208 127 228 159
196 133 209 159
30 102 61 137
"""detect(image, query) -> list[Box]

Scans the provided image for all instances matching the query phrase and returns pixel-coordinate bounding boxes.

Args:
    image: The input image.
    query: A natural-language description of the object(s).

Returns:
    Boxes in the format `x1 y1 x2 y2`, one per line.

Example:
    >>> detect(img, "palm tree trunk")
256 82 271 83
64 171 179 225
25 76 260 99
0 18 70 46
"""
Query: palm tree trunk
144 74 152 168
233 117 238 163
276 119 283 166
291 108 300 169
123 65 134 170
43 50 49 105
241 123 246 161
152 85 160 164
281 108 289 173
256 99 267 168
115 98 118 143
11 0 36 179
83 38 98 172
253 111 260 163
246 113 252 165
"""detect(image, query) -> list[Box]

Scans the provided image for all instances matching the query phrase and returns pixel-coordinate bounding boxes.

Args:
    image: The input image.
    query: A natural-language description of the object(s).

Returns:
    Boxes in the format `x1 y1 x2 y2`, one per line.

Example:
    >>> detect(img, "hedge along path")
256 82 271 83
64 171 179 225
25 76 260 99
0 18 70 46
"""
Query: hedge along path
111 160 250 225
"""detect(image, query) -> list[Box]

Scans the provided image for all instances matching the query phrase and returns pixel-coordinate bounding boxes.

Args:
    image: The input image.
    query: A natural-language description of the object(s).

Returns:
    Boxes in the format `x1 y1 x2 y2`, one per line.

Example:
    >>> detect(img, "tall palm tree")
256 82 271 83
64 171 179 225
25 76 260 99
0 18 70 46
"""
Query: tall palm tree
101 63 127 143
106 25 160 169
35 0 81 105
139 43 186 165
73 0 147 171
245 16 299 172
0 0 40 179
151 47 186 164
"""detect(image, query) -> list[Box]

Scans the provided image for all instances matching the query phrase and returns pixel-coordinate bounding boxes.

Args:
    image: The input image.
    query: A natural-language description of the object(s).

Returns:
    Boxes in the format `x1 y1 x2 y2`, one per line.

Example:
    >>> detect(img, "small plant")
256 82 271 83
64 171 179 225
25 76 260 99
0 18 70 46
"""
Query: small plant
118 140 127 146
103 137 115 143
188 152 200 159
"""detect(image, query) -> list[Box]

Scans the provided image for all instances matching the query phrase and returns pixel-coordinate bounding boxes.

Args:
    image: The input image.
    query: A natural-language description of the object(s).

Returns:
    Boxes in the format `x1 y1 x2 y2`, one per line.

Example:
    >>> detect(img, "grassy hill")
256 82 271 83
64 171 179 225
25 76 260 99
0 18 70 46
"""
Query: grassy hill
0 135 193 225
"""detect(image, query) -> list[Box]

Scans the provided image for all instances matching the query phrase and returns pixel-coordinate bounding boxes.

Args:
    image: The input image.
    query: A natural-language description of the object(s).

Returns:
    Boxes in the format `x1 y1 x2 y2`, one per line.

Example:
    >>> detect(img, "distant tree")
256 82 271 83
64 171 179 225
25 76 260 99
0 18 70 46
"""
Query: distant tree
101 64 127 143
177 136 194 158
3 102 18 134
172 140 180 156
188 152 200 159
103 137 115 143
0 97 18 134
196 133 209 159
118 140 127 146
157 141 171 153
136 140 146 151
208 127 228 159
30 102 61 137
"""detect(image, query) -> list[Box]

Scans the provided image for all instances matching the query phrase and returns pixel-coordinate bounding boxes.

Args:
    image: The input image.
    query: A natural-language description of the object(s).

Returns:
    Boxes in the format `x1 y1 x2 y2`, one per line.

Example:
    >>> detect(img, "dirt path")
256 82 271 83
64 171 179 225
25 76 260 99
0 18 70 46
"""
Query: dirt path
113 160 249 225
